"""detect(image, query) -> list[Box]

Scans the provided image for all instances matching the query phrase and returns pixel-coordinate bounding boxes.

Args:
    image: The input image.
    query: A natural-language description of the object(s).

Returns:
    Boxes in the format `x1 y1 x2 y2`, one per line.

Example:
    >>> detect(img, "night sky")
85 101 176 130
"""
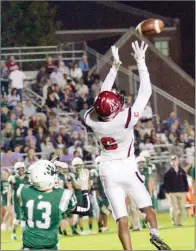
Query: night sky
120 1 195 78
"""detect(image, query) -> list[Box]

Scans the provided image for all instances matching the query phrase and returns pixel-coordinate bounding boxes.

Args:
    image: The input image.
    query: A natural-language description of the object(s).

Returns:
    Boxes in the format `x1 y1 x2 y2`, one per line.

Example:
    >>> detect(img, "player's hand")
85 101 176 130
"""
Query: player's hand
78 169 89 191
131 41 148 63
111 45 122 69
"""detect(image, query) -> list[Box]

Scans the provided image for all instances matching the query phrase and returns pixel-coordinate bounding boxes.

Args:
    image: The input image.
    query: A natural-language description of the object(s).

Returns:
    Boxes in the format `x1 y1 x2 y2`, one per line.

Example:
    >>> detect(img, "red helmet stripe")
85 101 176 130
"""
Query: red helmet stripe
125 108 132 128
127 139 133 157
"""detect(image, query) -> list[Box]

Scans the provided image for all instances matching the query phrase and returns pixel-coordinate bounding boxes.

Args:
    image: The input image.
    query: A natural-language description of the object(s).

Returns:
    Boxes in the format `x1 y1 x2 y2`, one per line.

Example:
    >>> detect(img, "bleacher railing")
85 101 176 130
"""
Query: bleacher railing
1 43 85 70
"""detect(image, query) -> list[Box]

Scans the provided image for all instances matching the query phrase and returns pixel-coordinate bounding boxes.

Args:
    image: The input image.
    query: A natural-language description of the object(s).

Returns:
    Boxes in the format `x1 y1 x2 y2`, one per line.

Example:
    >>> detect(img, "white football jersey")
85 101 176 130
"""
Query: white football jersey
85 107 137 160
84 60 152 161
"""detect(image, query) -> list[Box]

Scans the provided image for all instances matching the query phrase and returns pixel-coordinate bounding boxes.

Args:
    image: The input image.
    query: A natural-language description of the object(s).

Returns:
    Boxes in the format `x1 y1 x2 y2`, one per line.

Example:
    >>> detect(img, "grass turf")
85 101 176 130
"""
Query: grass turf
1 212 194 250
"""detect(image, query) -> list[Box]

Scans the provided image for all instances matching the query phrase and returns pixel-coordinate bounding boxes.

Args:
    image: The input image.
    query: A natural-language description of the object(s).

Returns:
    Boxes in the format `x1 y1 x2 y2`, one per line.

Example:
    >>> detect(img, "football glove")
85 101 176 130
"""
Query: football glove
131 40 148 63
78 169 90 191
111 45 122 69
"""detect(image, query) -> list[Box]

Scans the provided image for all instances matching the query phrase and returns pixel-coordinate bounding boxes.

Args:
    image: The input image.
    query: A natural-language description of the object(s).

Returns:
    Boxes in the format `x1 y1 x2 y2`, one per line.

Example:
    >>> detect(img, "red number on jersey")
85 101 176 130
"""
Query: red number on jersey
101 137 118 150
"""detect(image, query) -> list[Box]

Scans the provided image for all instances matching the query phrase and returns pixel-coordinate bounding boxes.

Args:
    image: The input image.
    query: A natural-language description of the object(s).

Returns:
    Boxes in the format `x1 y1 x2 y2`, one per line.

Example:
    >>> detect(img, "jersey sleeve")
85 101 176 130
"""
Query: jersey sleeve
83 107 95 127
59 189 73 213
70 190 90 216
8 175 15 185
126 61 152 127
100 65 118 92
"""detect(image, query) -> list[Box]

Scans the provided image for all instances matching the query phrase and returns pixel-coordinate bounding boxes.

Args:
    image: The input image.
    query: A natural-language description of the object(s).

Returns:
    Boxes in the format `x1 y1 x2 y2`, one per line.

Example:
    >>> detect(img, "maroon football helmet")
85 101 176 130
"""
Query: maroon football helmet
94 91 124 120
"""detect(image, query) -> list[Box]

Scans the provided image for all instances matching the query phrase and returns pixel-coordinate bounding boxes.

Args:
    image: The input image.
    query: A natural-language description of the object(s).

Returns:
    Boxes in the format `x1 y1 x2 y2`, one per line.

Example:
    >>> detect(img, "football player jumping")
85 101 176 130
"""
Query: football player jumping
84 41 171 250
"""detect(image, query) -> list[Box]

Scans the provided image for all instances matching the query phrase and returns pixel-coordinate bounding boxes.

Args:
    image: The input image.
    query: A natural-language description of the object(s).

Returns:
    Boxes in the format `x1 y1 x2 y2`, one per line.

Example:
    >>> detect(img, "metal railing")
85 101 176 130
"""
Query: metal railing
1 43 85 70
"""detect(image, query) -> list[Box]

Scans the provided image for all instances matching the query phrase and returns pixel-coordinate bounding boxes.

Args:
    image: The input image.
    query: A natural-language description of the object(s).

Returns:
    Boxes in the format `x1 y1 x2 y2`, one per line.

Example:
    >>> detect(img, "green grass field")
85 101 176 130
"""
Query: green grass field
1 212 194 250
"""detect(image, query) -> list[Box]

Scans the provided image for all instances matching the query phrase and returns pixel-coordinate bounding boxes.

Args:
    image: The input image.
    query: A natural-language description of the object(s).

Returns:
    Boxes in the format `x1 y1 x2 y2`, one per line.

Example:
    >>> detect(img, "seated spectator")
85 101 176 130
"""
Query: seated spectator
45 91 60 113
143 120 154 136
42 79 52 105
6 56 20 73
50 66 63 85
7 113 17 130
24 148 39 166
16 119 28 136
79 103 88 120
79 54 89 81
1 123 15 148
13 102 23 119
56 55 69 75
1 61 9 97
167 112 181 130
91 74 102 98
45 56 56 75
48 125 58 145
41 135 55 159
141 102 153 122
60 92 71 112
139 135 155 155
1 107 10 129
25 128 37 147
53 83 64 100
35 126 45 152
55 134 66 149
10 127 25 151
70 61 83 81
7 88 20 109
59 127 73 148
23 100 36 118
68 141 83 158
75 79 89 100
49 115 60 133
1 147 22 167
73 150 82 158
153 115 165 133
187 128 195 144
150 128 157 144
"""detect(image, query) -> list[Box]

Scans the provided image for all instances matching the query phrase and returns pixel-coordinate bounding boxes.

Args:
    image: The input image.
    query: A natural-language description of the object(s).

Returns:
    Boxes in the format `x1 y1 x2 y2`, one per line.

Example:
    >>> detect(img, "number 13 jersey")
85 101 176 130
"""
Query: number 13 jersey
17 185 73 249
84 107 139 161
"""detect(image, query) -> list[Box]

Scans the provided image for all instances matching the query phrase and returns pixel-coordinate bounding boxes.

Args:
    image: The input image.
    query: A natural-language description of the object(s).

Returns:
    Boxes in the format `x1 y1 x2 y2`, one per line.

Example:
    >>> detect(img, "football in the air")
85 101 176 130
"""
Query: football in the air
135 18 165 36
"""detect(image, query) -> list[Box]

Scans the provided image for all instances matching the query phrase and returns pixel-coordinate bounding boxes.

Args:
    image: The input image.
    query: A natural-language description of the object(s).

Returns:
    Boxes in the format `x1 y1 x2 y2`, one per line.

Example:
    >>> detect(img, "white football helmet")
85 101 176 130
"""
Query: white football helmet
72 157 84 172
140 150 150 158
29 160 57 191
136 156 146 163
95 156 102 168
14 162 26 175
54 160 69 173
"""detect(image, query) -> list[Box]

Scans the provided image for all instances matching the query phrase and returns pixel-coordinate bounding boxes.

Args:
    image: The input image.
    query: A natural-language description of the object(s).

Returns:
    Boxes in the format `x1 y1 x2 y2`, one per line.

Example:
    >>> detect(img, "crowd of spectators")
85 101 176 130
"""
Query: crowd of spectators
1 54 195 174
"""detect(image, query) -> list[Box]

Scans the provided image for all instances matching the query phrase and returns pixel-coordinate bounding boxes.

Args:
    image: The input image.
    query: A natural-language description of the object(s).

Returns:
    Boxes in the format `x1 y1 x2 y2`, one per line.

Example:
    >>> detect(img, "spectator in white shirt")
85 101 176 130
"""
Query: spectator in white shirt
23 100 36 118
9 69 26 100
56 56 69 75
70 61 83 81
50 66 63 85
141 102 153 121
75 79 89 99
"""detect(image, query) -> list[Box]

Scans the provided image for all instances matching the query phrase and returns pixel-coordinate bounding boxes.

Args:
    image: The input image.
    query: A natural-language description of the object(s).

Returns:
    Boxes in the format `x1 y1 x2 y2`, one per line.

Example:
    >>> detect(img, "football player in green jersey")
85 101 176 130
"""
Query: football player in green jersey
94 156 111 233
1 168 12 231
7 162 29 240
72 157 95 235
54 160 79 236
140 151 158 210
17 159 90 250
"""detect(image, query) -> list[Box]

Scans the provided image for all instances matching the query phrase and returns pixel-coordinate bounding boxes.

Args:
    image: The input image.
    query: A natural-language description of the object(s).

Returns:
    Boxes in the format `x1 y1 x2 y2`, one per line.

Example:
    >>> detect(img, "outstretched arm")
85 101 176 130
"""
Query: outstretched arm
101 46 122 92
70 169 90 216
129 41 152 125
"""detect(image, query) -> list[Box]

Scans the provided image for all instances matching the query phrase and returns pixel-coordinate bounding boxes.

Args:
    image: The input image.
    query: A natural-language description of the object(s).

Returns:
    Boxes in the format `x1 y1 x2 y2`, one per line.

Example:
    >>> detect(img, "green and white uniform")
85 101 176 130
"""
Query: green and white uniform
188 164 195 180
18 185 90 250
1 180 9 206
8 175 29 222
